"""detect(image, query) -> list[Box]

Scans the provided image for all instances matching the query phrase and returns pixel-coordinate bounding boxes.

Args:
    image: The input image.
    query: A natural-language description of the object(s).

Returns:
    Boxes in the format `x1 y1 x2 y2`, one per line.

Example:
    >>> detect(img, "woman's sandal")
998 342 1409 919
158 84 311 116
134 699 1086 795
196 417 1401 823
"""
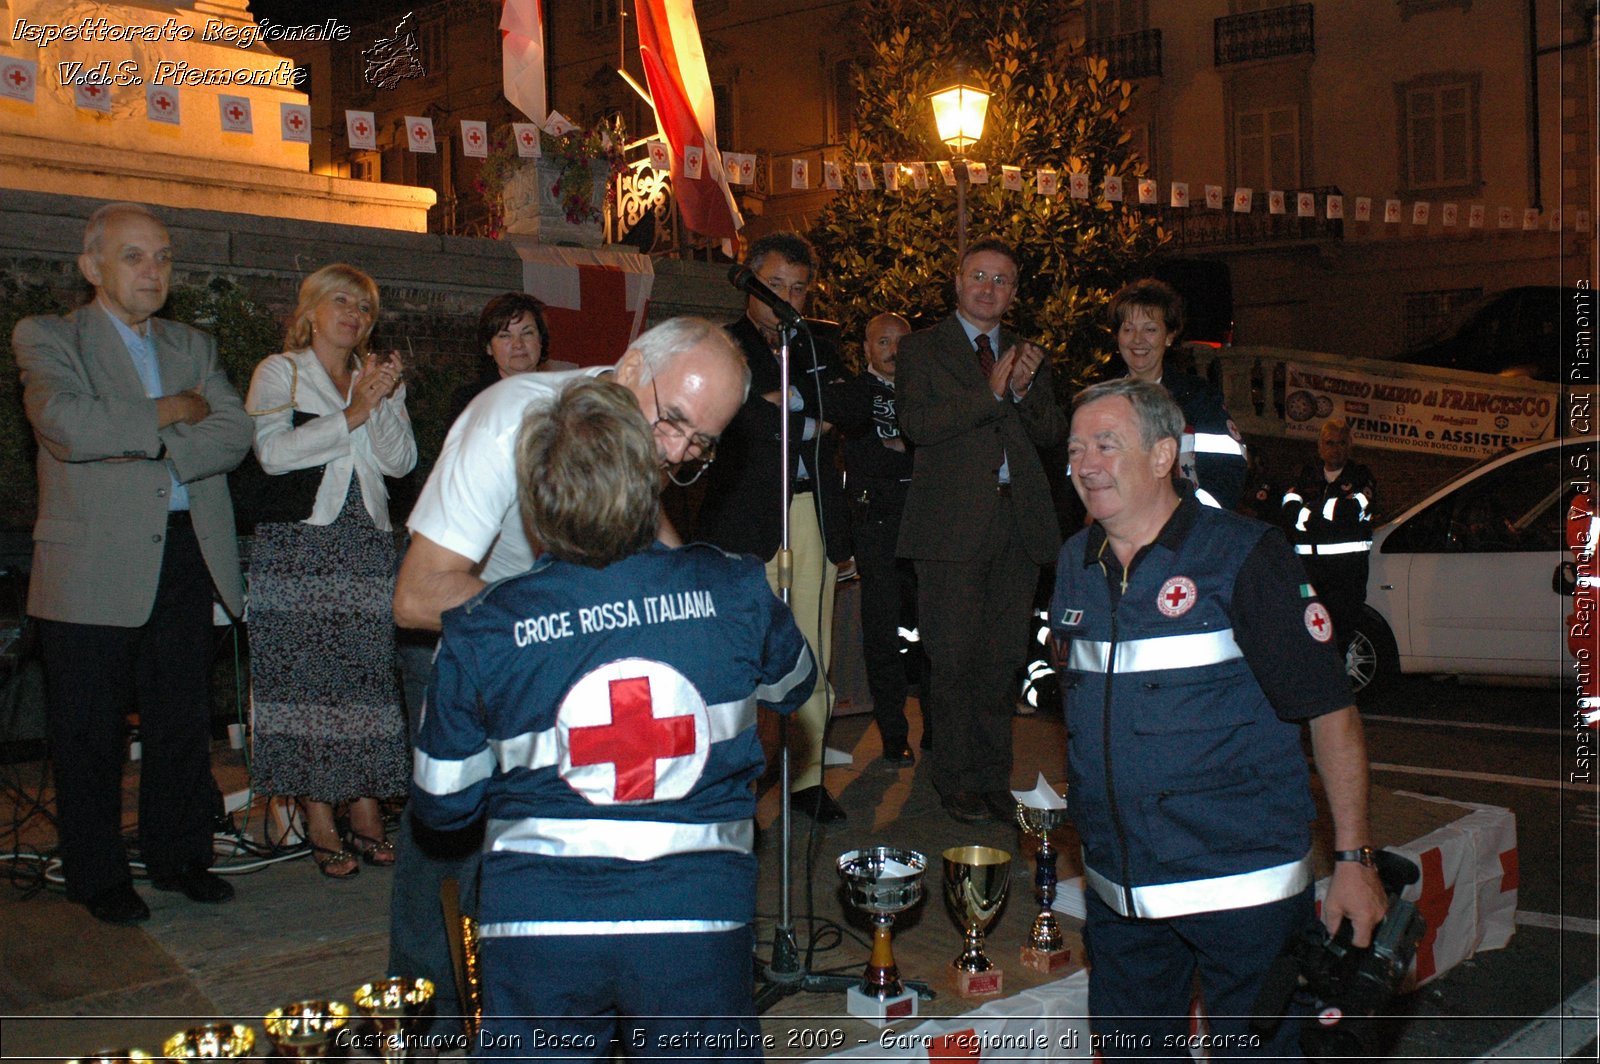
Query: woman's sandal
312 842 360 879
349 831 396 867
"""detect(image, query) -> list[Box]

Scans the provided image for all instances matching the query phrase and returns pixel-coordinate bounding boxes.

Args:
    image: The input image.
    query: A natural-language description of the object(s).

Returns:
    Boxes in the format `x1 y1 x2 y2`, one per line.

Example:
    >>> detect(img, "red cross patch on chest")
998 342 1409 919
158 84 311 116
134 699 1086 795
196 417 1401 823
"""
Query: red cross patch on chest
1156 576 1198 618
558 658 710 804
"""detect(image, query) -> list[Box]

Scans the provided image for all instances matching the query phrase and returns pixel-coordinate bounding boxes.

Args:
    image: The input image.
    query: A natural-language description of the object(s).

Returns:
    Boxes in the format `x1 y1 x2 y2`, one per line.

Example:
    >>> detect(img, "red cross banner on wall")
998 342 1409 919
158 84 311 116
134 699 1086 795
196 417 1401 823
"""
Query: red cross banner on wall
146 87 179 126
512 242 655 368
218 94 252 134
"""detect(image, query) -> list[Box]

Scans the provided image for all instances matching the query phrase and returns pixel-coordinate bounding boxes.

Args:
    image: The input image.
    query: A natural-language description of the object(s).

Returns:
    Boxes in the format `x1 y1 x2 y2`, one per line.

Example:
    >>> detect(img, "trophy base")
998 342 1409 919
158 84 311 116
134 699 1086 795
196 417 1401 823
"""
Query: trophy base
950 963 1004 998
846 985 918 1027
1020 945 1074 974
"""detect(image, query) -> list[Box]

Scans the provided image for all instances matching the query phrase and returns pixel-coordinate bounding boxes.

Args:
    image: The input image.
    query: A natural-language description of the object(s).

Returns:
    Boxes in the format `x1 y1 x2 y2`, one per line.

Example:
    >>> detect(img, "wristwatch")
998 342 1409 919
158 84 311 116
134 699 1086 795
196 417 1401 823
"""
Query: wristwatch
1334 845 1378 868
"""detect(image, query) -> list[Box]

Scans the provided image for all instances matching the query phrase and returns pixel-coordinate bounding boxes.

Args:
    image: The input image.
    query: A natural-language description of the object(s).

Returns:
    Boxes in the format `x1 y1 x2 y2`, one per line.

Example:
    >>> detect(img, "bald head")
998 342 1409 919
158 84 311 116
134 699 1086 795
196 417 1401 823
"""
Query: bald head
865 312 910 381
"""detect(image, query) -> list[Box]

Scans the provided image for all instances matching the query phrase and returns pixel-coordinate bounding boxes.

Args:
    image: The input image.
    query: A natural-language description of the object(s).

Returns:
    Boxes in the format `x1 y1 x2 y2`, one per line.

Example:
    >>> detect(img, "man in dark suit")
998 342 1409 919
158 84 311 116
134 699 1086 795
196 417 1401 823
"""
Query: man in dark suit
13 202 252 924
896 238 1066 824
695 232 850 823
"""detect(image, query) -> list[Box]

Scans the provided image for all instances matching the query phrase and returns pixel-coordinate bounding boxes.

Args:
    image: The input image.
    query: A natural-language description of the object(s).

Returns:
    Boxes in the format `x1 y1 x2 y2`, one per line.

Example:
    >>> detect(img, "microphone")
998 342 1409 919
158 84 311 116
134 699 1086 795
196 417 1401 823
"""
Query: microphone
728 264 802 325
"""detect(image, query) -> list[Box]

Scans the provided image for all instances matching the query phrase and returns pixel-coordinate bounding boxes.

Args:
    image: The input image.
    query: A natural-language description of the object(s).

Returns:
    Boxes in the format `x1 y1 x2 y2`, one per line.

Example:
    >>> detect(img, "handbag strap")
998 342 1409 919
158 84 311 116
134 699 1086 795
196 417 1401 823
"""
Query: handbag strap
247 355 303 417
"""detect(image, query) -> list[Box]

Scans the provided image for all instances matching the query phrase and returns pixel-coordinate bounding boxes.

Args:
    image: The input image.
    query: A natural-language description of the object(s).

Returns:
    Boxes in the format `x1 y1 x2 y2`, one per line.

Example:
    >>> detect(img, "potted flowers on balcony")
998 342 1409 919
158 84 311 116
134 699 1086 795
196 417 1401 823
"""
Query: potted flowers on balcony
477 113 629 246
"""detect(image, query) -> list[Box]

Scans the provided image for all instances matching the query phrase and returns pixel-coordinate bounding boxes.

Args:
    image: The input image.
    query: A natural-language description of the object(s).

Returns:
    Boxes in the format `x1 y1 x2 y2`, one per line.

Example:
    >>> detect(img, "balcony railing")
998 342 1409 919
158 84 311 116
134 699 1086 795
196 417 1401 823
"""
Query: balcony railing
1215 3 1314 66
1087 28 1163 81
1157 185 1344 249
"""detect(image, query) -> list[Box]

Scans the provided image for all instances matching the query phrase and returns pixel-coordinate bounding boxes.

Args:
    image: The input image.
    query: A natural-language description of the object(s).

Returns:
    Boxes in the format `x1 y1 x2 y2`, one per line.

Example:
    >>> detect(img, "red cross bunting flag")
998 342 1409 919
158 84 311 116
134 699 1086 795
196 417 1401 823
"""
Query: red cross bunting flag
822 160 842 190
1297 191 1316 218
882 162 900 192
907 161 928 190
146 86 180 126
405 115 436 153
646 139 670 170
1441 202 1458 227
1066 171 1087 198
791 158 809 189
635 0 742 241
1204 184 1224 209
1354 196 1373 221
0 57 37 103
726 152 755 185
936 160 956 187
280 103 311 143
218 94 252 133
1384 198 1403 223
513 121 541 157
967 161 990 185
1103 174 1124 201
460 119 488 158
1001 165 1022 192
74 78 112 113
558 659 709 804
1326 193 1344 219
854 161 875 190
1036 169 1058 196
1170 181 1190 207
1232 187 1253 213
1468 204 1485 227
1268 190 1286 215
500 0 547 125
345 109 376 150
543 109 577 137
683 143 704 180
1138 177 1158 204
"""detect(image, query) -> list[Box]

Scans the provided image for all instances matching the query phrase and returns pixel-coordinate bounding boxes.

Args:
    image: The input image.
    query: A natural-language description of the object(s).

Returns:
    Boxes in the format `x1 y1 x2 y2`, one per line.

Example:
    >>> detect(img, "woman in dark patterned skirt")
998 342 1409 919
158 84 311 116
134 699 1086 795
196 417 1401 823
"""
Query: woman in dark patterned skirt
245 264 417 879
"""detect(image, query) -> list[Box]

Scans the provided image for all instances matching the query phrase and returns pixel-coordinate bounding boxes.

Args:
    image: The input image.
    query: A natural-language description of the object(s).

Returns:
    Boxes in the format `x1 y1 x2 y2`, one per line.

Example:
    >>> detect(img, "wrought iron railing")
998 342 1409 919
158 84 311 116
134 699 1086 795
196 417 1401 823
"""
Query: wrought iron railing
1087 28 1163 81
1214 3 1314 66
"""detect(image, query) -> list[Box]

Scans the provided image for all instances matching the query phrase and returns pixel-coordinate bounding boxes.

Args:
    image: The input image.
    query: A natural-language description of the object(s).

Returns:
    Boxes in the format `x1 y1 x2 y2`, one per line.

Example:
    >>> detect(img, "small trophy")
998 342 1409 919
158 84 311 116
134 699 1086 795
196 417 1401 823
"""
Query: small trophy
354 977 436 1064
263 999 351 1058
1014 775 1074 973
942 845 1012 998
837 846 927 1026
160 1024 254 1061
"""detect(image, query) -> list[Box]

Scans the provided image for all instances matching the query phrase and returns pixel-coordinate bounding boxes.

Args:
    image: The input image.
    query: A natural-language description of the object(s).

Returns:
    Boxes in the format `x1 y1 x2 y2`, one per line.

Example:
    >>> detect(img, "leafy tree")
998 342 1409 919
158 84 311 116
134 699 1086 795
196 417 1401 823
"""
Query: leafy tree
810 0 1166 382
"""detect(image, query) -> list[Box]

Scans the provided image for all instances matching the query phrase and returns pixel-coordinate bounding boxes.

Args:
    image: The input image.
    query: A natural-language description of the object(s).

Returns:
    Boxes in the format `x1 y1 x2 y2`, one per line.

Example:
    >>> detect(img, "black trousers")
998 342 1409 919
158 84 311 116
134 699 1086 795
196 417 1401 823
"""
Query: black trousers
850 489 925 751
36 515 219 900
915 500 1036 796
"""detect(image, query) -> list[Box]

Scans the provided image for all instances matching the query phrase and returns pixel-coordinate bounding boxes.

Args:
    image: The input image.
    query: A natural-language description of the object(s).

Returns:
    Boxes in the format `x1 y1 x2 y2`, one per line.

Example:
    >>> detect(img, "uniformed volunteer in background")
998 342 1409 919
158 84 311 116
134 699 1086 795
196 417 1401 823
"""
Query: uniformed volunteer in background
1281 418 1376 656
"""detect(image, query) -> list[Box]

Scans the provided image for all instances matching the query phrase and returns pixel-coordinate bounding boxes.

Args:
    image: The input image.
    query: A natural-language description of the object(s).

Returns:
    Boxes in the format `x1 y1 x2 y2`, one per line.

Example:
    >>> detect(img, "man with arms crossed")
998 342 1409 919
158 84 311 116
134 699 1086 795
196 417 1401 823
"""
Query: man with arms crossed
1050 378 1387 1058
14 202 251 924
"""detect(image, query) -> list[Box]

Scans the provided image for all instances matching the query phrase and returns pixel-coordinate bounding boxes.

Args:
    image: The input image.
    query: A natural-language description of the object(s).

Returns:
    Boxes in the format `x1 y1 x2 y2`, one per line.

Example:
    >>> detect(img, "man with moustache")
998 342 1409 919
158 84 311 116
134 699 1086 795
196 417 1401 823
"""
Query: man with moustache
1050 378 1387 1059
829 312 925 764
896 239 1067 824
694 232 851 823
13 202 252 924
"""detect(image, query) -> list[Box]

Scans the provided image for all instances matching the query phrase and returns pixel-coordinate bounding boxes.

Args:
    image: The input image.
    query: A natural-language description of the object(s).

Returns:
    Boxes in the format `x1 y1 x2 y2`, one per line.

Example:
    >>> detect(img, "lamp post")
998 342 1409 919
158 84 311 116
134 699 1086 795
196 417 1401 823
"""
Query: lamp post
927 78 990 259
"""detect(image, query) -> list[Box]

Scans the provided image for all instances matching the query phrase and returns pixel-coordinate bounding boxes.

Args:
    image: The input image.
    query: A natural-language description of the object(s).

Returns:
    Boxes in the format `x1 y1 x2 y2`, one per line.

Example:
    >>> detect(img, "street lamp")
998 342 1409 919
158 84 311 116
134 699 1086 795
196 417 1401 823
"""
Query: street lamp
927 78 990 259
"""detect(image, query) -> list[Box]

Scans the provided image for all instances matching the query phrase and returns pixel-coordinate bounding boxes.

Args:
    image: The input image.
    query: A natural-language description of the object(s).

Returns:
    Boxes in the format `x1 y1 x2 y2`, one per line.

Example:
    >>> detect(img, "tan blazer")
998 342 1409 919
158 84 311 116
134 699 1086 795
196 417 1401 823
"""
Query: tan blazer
895 314 1066 564
14 303 252 625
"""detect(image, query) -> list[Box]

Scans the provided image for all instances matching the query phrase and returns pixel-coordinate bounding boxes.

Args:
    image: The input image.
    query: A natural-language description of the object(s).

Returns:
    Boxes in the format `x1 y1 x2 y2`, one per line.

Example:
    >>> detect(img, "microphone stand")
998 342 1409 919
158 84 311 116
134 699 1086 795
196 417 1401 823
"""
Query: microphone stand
752 320 932 1010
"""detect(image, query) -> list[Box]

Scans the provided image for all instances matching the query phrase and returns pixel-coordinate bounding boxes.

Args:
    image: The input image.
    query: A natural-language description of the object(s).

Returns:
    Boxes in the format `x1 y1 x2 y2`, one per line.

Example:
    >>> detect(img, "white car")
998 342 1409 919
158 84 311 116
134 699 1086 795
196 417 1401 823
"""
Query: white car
1347 438 1587 693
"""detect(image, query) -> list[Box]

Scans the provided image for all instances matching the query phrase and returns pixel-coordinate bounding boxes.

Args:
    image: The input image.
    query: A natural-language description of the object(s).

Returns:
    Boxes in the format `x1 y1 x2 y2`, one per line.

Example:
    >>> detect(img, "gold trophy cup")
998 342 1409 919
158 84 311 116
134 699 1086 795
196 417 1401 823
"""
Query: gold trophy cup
837 846 928 1025
942 845 1012 998
354 977 436 1063
1016 799 1074 973
160 1024 254 1061
263 999 351 1058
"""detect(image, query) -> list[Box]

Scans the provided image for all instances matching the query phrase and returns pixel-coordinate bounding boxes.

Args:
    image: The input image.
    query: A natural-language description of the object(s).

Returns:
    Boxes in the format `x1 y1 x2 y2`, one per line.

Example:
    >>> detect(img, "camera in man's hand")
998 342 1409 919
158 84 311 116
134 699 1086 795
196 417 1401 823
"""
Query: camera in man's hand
1251 849 1428 1061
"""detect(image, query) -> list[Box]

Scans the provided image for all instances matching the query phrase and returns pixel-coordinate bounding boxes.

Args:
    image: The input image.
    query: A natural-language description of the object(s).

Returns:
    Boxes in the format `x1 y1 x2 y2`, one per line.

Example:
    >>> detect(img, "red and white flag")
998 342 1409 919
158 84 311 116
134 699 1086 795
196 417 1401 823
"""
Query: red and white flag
936 161 956 187
1102 174 1124 202
461 120 489 158
822 160 842 190
280 103 311 143
146 86 180 125
1296 191 1315 218
1411 201 1431 226
684 144 704 180
967 162 990 185
853 161 875 190
218 94 252 133
543 110 576 137
346 110 376 150
1067 171 1087 198
1267 190 1286 215
405 115 436 153
1001 165 1023 193
1383 199 1403 223
1137 178 1157 205
1204 184 1224 209
907 161 928 190
1232 188 1253 213
635 0 742 242
1326 194 1344 220
1037 169 1058 197
0 57 37 103
647 140 670 170
1354 196 1373 222
1170 182 1190 208
501 0 547 124
791 158 810 189
1440 202 1458 227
